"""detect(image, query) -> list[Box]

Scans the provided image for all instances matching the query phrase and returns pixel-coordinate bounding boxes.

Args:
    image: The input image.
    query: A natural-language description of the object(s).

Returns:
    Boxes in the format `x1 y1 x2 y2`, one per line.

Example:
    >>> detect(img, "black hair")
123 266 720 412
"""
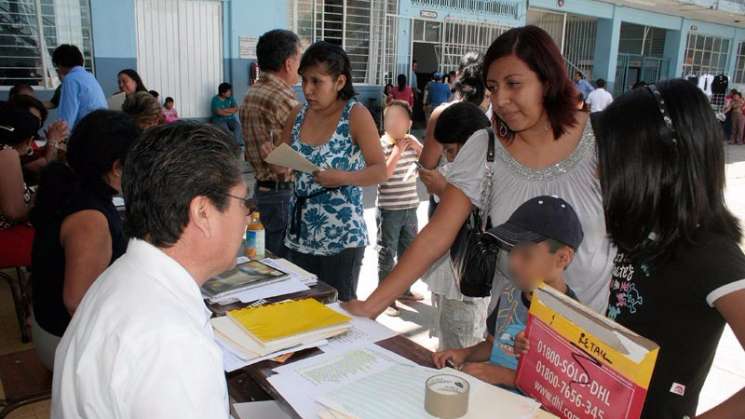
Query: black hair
397 74 407 92
118 69 148 92
459 52 482 72
384 99 412 120
299 41 356 100
575 71 584 79
149 90 159 98
0 104 40 146
30 110 139 229
383 83 393 95
434 102 490 144
52 44 84 68
256 29 300 73
122 122 242 248
596 79 606 88
453 61 485 106
218 82 232 95
595 79 741 263
632 81 647 89
9 83 33 99
164 97 174 104
10 94 48 124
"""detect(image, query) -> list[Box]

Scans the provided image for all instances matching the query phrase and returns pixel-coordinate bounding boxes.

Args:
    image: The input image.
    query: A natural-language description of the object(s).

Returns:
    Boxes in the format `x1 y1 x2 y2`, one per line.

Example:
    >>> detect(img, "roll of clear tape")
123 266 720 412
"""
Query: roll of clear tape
424 374 470 418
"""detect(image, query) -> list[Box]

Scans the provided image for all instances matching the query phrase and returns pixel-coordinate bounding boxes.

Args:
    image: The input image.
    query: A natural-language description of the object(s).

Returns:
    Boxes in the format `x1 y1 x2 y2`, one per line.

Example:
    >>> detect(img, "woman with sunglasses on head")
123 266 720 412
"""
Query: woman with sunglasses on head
344 26 615 319
594 79 745 418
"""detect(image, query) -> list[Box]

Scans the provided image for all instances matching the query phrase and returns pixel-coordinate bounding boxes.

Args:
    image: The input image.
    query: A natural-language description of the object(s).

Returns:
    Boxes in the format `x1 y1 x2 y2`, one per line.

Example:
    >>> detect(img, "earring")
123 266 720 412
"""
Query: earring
497 118 512 140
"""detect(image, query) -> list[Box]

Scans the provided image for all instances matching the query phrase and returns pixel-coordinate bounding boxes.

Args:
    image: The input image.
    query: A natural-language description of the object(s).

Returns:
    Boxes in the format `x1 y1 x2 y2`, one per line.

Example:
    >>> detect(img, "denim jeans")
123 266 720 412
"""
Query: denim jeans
376 208 417 290
213 117 243 147
287 247 365 301
255 186 292 258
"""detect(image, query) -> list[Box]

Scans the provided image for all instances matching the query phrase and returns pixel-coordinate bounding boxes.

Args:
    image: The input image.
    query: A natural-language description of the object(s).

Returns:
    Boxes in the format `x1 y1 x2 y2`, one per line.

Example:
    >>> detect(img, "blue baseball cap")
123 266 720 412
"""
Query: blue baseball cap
484 196 584 251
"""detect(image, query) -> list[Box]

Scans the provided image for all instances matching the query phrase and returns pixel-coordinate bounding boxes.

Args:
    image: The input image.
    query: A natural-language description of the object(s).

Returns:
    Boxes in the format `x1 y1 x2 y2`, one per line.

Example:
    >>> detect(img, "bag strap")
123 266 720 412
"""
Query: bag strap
486 128 495 163
478 128 496 231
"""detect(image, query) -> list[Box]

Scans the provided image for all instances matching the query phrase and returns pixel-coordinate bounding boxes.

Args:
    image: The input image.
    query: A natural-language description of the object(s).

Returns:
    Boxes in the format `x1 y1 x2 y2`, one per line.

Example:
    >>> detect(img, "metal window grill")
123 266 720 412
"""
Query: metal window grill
293 0 396 85
682 32 731 77
527 9 598 79
733 42 745 83
0 0 94 88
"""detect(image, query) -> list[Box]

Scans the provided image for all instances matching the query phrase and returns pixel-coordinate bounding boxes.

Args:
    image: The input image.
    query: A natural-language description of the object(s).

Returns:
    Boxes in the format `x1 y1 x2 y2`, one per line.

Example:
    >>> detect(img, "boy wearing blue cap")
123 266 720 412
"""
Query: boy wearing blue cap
433 195 583 389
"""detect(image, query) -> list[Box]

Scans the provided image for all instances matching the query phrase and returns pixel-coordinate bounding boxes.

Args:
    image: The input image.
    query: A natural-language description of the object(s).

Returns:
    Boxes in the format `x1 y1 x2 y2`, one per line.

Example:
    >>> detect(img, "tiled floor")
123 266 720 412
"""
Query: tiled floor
3 144 745 418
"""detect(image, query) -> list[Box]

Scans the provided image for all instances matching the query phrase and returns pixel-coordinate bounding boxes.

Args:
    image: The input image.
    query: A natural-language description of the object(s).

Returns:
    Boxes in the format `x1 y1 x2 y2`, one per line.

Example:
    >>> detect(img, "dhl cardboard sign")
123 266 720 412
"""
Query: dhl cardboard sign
516 285 659 419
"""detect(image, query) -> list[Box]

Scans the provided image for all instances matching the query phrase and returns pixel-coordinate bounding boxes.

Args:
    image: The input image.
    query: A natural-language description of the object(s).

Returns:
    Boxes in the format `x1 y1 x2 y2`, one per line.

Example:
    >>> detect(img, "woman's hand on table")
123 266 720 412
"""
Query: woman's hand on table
313 169 349 188
341 299 376 319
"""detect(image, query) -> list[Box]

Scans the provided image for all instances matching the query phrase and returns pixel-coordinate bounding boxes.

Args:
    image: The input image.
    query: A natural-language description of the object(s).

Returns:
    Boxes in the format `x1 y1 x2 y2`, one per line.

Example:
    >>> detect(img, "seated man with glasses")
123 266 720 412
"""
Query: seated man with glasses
51 122 248 419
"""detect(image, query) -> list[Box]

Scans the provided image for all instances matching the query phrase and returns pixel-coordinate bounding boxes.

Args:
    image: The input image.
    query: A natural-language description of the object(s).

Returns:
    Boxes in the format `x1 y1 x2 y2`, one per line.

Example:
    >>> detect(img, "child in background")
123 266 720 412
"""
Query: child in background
162 97 179 123
432 195 583 389
377 100 423 315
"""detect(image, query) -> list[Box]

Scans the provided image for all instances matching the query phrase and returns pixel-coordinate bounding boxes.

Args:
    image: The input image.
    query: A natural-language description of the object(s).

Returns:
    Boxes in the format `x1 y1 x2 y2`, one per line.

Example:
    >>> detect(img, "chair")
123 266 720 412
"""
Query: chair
0 225 35 343
0 350 52 418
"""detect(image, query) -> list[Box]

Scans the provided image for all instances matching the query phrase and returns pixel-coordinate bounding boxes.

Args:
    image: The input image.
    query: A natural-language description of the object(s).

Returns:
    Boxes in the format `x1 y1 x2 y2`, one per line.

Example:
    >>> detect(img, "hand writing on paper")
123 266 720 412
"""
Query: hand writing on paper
313 169 348 188
514 332 530 358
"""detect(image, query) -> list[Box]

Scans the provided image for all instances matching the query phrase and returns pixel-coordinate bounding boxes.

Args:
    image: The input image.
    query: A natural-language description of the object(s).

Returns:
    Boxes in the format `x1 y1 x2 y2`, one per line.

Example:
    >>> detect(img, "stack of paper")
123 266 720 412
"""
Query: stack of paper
212 299 351 363
261 258 318 286
202 260 294 304
215 303 398 372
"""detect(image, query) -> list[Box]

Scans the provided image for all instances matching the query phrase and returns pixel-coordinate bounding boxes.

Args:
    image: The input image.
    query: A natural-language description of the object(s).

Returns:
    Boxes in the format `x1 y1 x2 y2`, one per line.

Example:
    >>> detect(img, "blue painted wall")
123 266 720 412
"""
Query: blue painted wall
224 0 290 105
90 0 137 96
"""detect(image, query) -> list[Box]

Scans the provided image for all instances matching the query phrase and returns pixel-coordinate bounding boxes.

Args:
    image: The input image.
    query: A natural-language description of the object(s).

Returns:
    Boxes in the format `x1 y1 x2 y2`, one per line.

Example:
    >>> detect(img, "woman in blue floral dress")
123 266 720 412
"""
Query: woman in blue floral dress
265 41 386 300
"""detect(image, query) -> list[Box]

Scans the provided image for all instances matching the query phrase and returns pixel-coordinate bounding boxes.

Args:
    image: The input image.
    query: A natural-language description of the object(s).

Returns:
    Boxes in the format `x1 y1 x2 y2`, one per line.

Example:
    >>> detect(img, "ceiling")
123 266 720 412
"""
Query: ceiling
604 0 745 29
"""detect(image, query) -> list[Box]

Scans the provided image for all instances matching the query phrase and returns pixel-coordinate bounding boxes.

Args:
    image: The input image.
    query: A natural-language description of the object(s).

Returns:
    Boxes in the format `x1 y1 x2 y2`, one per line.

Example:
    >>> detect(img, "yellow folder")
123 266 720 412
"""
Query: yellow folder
227 298 351 343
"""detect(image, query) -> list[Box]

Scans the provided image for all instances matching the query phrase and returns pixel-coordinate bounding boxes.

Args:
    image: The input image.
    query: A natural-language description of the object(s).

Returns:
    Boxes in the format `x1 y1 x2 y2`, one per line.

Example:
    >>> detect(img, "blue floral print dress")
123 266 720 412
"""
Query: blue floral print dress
284 99 369 256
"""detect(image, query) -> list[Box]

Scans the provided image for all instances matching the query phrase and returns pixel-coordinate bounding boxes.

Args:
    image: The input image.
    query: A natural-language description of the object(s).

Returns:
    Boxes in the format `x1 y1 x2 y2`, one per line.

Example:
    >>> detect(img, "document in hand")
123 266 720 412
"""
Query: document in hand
265 143 321 173
107 92 126 111
515 285 659 419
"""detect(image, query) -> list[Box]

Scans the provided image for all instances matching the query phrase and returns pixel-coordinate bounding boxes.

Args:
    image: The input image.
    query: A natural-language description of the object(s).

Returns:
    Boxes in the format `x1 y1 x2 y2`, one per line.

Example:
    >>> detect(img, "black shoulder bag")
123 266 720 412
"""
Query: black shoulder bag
450 128 501 297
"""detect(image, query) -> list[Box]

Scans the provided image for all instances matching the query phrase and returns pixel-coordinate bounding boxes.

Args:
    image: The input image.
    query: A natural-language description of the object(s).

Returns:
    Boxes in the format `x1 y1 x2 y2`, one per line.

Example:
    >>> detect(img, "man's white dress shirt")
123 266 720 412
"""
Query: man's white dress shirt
52 239 229 419
586 88 614 113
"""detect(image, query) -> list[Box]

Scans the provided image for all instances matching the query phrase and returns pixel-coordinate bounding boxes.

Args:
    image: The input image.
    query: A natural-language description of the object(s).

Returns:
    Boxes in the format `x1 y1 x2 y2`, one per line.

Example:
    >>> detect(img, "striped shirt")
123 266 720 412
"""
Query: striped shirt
378 134 421 210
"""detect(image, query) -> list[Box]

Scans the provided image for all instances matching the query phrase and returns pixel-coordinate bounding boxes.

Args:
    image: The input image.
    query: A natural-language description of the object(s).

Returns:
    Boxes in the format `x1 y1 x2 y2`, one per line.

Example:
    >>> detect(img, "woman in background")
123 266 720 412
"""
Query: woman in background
117 69 147 95
122 91 162 129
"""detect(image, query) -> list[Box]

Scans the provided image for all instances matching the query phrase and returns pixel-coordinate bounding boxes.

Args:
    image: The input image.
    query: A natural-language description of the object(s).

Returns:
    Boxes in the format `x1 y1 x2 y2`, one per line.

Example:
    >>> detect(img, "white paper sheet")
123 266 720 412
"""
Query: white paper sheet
316 366 542 419
216 335 328 372
233 401 292 419
322 303 397 353
261 258 318 286
209 277 310 305
268 345 416 418
265 143 320 173
107 92 126 111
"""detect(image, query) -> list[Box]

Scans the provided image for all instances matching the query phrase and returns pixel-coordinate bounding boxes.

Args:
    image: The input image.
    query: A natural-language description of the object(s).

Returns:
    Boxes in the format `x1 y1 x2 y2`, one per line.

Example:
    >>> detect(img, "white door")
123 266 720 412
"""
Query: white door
134 0 223 118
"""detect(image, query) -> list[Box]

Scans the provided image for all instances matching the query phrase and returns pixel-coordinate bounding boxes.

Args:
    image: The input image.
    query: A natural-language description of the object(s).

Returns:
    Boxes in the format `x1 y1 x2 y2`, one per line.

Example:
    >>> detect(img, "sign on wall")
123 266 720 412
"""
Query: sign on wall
239 36 258 60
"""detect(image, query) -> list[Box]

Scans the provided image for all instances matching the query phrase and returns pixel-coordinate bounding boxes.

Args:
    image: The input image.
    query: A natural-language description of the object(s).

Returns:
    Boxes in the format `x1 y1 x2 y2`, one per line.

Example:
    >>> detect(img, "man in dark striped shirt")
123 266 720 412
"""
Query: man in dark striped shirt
377 101 423 312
